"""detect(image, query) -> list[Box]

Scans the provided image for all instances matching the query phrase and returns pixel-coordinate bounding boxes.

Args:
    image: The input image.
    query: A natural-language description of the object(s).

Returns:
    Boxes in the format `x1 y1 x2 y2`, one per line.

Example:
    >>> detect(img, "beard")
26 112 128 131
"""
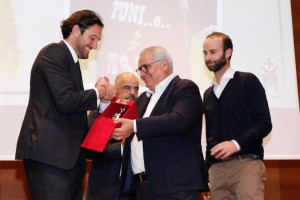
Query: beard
77 46 89 59
75 37 90 59
206 53 227 72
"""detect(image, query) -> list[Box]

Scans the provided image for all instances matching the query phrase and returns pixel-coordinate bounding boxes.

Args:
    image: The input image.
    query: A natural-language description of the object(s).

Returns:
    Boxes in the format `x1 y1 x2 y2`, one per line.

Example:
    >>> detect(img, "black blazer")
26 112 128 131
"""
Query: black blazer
86 110 136 200
86 141 123 200
121 76 209 195
15 41 97 169
86 110 122 199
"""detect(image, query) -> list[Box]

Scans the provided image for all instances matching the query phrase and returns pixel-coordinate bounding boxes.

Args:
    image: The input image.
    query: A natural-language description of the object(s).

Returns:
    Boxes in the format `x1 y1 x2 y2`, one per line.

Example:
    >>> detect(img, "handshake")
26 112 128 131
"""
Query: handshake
95 76 117 102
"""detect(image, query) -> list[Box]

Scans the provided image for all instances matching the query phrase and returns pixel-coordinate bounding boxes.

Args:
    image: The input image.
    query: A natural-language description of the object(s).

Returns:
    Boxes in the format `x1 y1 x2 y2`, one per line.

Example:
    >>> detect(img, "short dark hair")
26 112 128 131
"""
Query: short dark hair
60 9 104 39
206 32 233 59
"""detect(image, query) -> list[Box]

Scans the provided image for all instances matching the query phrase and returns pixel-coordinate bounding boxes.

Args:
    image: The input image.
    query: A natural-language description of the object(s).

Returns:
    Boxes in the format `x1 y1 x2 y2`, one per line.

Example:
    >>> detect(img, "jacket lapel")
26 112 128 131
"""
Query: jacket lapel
137 93 152 117
74 61 84 91
59 41 84 91
150 75 179 115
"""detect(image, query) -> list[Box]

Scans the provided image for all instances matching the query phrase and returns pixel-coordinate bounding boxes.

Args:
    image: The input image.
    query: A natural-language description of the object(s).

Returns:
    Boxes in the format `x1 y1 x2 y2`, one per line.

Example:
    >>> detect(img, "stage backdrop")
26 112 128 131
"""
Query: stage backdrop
0 0 299 160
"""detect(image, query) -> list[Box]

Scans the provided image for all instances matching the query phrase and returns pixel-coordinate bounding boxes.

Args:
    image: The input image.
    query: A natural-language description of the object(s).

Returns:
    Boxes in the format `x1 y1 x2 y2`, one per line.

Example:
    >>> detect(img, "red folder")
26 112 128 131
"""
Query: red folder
81 97 138 152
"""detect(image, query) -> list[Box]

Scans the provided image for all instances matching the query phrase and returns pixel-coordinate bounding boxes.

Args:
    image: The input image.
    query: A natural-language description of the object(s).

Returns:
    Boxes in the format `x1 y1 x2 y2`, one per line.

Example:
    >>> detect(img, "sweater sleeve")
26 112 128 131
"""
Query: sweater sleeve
235 73 272 149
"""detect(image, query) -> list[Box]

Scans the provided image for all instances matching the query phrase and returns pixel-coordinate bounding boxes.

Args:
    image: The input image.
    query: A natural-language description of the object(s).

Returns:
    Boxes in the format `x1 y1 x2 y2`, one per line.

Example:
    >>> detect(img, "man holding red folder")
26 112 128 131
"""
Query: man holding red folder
86 72 139 200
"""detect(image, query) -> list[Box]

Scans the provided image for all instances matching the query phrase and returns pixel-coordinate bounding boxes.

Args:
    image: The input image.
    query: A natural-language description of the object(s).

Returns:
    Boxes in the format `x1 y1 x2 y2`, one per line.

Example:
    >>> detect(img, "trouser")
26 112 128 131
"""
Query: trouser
209 158 266 200
135 180 199 200
23 156 86 200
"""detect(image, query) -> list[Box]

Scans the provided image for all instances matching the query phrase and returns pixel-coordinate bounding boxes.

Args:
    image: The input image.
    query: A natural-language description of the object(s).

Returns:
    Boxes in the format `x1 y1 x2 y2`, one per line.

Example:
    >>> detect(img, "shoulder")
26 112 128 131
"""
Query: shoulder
167 77 200 99
235 71 264 91
235 71 258 81
39 41 68 55
41 41 64 51
39 41 71 63
172 76 199 89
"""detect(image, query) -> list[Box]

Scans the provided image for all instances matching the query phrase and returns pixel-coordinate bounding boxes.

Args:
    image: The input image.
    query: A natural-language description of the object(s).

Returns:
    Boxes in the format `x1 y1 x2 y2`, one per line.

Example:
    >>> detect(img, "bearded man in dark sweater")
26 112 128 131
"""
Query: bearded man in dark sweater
202 32 272 200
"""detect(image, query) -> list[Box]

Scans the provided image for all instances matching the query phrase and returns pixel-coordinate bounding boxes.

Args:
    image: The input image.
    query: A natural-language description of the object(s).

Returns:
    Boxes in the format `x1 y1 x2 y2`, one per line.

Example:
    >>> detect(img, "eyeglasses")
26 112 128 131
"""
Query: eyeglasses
135 59 163 75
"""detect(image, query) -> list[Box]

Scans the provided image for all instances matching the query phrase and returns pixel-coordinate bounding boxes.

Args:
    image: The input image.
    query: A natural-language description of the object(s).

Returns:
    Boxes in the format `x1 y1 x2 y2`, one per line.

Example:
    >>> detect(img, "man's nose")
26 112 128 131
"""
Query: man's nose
129 88 136 94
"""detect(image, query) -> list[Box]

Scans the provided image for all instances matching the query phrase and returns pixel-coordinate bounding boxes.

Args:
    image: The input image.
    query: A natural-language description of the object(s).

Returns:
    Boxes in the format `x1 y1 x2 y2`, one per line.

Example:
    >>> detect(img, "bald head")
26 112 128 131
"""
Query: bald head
115 72 139 100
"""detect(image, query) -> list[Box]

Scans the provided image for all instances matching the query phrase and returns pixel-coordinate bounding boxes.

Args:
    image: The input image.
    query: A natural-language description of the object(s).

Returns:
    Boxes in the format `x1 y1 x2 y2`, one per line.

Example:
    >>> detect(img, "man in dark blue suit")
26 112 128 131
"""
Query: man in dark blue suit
86 72 139 200
15 10 116 200
111 46 209 200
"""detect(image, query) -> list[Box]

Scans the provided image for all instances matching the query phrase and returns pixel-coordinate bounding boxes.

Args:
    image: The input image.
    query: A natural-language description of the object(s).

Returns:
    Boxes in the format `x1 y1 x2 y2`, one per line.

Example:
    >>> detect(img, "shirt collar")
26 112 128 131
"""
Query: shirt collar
63 40 78 63
146 90 154 97
146 73 176 96
155 73 176 93
212 67 235 85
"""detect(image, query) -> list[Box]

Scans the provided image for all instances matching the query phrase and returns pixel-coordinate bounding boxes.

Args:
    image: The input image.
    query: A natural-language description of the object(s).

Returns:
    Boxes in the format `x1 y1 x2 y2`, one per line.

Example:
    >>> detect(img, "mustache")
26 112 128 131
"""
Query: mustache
125 94 136 100
205 60 214 65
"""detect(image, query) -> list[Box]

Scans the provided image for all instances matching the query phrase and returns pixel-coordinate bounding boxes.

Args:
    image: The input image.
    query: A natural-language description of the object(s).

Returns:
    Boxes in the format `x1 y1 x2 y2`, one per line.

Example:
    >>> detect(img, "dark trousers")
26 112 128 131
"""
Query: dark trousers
85 157 136 200
136 182 199 200
112 181 136 200
23 156 86 200
87 177 136 200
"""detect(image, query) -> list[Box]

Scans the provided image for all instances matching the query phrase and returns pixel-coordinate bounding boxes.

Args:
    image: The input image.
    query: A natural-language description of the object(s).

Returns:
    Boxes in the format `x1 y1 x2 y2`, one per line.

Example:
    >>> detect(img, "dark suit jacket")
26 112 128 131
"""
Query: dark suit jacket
86 110 122 200
86 110 136 200
121 75 209 195
86 141 123 200
15 41 97 170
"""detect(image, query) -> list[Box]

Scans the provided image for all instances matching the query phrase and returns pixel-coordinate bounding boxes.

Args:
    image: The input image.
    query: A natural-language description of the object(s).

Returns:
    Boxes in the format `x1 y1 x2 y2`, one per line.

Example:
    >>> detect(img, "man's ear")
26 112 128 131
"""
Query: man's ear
71 24 81 36
162 59 169 71
225 48 232 59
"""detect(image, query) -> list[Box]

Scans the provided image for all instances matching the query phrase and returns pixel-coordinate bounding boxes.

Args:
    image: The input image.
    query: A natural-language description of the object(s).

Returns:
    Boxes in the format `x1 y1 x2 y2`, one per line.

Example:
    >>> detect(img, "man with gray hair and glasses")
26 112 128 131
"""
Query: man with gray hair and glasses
111 46 209 200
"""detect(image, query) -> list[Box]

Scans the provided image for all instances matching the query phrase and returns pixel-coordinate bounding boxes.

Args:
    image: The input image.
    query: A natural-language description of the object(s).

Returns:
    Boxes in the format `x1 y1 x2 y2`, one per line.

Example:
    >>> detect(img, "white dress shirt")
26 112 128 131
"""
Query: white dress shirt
131 73 176 174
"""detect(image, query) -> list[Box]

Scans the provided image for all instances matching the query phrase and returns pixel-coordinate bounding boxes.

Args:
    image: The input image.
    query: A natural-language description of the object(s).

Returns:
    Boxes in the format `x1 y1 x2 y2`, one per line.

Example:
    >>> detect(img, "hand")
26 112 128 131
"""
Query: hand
95 76 117 101
201 192 211 200
105 84 117 100
95 76 109 87
95 76 109 100
211 141 238 160
111 118 134 140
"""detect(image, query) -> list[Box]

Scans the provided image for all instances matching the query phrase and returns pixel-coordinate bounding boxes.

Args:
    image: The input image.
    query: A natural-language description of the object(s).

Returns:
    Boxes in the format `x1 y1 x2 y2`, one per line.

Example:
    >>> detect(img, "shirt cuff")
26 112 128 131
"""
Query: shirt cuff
98 101 110 113
121 143 124 156
231 140 241 152
134 120 137 134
